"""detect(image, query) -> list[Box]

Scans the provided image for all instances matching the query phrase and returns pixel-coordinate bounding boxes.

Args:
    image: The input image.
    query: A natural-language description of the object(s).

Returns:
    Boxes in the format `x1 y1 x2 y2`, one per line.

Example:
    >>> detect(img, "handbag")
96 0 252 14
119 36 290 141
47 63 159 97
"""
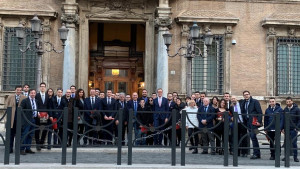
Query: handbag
252 116 261 126
141 126 148 133
52 118 58 129
39 112 48 124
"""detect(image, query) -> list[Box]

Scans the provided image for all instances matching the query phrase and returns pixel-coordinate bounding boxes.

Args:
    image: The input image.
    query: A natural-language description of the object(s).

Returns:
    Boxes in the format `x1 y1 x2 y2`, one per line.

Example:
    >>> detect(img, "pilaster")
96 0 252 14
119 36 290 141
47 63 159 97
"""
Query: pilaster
61 1 79 93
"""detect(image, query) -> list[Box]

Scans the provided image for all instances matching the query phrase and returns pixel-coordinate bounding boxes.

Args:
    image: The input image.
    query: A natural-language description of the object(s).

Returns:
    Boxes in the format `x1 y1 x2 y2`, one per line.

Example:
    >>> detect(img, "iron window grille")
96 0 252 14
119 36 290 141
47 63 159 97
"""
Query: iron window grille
276 37 300 96
2 27 37 91
192 35 224 95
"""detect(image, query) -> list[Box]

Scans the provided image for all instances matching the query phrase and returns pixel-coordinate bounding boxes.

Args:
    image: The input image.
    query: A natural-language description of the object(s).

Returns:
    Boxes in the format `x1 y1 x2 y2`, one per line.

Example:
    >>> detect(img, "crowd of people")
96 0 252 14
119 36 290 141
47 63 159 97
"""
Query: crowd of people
5 83 300 162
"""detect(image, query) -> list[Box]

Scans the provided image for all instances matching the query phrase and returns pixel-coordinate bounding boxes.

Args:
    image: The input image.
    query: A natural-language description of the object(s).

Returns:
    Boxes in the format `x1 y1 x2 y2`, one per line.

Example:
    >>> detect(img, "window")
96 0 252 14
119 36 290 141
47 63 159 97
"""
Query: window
2 27 38 91
192 35 224 94
276 37 300 95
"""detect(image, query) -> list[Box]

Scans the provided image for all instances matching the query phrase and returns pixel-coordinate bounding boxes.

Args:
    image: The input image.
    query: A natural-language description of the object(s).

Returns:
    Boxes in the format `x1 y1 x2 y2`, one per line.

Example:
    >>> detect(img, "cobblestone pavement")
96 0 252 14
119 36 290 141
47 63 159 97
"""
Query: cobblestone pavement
0 144 299 167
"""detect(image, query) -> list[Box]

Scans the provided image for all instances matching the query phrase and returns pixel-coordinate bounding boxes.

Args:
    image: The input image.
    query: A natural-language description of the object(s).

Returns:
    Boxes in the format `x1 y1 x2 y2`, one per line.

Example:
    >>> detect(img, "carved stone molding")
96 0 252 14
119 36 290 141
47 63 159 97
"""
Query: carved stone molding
42 18 51 32
61 13 79 25
266 27 276 40
288 28 295 37
154 16 172 28
225 25 233 39
181 24 189 37
105 0 131 11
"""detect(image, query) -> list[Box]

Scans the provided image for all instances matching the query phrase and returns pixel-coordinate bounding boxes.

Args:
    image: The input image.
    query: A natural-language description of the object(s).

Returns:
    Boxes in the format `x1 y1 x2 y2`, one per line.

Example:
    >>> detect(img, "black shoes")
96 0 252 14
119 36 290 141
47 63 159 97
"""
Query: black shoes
20 150 26 155
241 154 247 158
9 149 13 154
25 149 35 154
269 156 275 160
192 149 198 154
250 155 261 159
36 145 41 151
294 158 299 162
189 147 193 151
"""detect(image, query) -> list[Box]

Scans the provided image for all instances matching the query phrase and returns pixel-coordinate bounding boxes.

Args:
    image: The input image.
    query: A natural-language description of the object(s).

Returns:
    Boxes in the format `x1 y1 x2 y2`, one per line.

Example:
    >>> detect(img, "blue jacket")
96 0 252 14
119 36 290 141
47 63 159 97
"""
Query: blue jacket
264 103 284 131
283 103 300 130
197 105 215 128
153 97 169 120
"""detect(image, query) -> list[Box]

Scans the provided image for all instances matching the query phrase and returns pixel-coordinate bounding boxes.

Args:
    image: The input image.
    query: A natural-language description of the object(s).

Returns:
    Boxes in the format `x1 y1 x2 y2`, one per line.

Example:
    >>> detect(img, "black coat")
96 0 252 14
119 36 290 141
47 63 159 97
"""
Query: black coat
35 92 49 109
20 97 38 126
116 100 129 122
240 96 263 128
137 105 153 127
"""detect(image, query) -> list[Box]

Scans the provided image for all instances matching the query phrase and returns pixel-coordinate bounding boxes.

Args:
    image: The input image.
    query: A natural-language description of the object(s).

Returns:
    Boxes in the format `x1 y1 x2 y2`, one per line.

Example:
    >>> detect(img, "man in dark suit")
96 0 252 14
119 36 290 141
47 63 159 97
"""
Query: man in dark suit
51 88 64 146
20 89 38 155
127 92 140 145
100 89 116 144
70 85 76 98
224 92 232 110
84 88 101 145
138 89 149 105
35 82 49 150
241 90 262 159
230 95 248 157
164 93 176 146
22 84 30 97
197 97 216 155
115 92 129 145
153 88 169 145
61 89 75 146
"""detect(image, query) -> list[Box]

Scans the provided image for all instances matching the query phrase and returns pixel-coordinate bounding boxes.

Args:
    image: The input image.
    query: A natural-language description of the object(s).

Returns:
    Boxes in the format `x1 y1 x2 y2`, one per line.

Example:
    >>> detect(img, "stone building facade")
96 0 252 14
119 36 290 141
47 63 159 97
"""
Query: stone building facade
1 0 300 109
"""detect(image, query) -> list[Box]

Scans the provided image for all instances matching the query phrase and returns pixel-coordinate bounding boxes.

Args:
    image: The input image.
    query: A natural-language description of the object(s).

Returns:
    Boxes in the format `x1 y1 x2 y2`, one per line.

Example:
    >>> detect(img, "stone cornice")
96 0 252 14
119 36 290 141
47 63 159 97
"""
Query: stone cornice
262 13 300 27
0 8 58 18
175 10 239 25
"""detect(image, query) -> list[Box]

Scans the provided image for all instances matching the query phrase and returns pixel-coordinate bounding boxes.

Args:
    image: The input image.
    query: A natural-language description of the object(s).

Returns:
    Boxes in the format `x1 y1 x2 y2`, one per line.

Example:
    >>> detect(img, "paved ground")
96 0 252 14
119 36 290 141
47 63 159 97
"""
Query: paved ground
0 145 299 167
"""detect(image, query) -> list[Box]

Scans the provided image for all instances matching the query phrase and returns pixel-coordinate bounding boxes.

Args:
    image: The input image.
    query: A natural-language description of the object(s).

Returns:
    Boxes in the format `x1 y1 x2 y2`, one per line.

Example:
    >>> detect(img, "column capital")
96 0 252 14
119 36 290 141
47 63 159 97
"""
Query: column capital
61 2 79 27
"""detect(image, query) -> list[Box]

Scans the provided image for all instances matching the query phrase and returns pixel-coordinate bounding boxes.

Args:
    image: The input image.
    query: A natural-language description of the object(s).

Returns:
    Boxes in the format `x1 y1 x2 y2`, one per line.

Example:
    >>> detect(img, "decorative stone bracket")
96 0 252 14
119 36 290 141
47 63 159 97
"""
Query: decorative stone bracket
154 16 172 28
61 13 80 25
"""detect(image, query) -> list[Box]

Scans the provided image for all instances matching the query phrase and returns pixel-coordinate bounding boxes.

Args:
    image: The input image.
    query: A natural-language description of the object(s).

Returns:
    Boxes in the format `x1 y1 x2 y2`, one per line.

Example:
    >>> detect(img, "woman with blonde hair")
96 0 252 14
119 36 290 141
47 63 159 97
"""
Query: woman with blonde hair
183 99 199 154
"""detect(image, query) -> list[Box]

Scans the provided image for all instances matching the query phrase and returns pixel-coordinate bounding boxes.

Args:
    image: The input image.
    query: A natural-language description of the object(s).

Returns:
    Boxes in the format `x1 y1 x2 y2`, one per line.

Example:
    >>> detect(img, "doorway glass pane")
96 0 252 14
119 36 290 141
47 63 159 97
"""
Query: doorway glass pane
118 82 127 93
105 81 114 93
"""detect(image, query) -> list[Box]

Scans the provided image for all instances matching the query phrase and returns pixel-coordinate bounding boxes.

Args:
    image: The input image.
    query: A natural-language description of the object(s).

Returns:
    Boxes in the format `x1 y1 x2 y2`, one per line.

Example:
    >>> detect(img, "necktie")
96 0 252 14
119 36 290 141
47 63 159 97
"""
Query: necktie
134 101 137 111
16 95 20 104
121 102 124 108
31 99 36 117
108 98 111 105
205 106 207 112
92 97 95 108
159 98 162 107
58 98 61 106
245 101 249 117
42 94 45 104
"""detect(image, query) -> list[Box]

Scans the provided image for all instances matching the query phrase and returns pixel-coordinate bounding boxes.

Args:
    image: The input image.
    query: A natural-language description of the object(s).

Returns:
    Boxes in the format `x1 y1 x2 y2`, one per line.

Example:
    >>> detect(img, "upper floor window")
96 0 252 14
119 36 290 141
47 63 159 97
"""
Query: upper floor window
276 37 300 95
192 35 224 95
2 27 37 91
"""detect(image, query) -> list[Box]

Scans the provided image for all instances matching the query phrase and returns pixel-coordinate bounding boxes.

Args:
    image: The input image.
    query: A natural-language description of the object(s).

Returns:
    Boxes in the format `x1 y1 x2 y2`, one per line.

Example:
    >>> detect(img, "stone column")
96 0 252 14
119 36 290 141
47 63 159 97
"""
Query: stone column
180 24 189 96
42 17 51 85
155 1 172 97
61 0 79 93
145 16 155 94
0 17 3 90
78 16 89 93
225 26 233 94
266 27 276 96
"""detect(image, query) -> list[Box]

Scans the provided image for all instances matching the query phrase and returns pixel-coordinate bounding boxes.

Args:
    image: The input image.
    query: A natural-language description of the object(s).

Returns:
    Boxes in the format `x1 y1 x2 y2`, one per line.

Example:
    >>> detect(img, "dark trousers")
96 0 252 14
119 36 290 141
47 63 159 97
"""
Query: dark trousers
188 128 199 148
84 124 93 145
249 125 261 156
200 129 215 153
10 125 16 151
267 131 276 157
77 124 84 145
237 123 248 155
102 120 113 145
176 128 181 145
290 130 298 158
153 118 165 145
115 122 127 145
34 118 48 145
21 119 35 150
67 122 73 146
